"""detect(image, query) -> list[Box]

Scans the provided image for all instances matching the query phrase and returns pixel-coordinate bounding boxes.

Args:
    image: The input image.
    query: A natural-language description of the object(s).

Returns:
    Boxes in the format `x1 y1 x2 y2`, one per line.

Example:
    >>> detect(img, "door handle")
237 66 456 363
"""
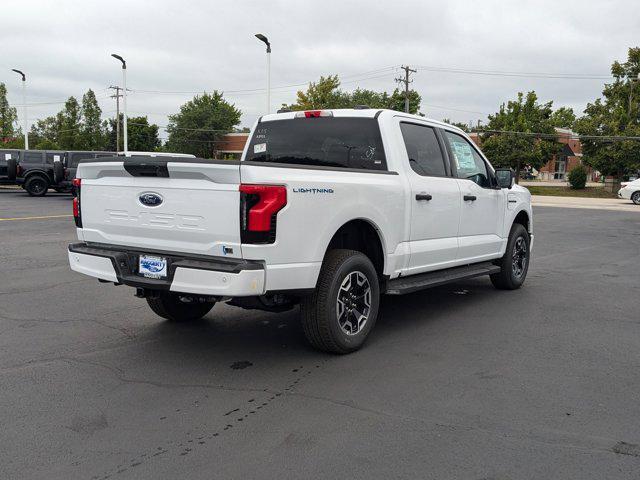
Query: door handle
463 195 477 201
415 193 433 201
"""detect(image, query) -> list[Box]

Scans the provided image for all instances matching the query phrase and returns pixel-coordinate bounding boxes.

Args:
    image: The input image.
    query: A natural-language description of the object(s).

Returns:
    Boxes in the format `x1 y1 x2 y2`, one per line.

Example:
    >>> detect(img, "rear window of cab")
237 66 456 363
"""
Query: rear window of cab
244 117 387 171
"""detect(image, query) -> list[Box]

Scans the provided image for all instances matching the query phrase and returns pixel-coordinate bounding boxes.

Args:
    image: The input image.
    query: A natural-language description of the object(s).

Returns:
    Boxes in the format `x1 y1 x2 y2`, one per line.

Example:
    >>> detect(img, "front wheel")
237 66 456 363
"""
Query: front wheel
490 223 530 290
631 191 640 205
147 292 215 322
301 249 380 354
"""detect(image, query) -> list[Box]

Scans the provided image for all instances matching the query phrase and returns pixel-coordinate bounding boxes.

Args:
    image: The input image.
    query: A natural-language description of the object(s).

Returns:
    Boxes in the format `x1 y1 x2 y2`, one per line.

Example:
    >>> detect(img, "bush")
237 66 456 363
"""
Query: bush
568 165 588 189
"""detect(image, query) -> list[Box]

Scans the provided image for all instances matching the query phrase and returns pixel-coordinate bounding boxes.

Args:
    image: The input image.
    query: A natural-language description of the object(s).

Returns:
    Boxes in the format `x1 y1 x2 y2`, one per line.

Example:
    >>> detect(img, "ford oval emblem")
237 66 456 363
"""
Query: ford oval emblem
139 192 163 207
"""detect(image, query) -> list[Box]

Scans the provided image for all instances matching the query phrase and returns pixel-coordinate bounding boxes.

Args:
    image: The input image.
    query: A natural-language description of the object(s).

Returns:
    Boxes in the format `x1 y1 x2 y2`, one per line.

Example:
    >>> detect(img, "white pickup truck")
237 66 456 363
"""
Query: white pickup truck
68 108 533 353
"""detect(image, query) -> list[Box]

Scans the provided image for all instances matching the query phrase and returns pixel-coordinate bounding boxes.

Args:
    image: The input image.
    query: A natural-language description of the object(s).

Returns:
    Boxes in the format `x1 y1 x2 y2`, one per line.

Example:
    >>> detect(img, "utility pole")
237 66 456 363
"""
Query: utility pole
108 86 123 151
395 65 416 113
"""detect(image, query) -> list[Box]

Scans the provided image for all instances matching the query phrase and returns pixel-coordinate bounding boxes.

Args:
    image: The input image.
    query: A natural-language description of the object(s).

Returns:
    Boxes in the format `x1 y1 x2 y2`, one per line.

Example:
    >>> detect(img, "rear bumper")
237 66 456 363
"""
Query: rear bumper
68 243 266 297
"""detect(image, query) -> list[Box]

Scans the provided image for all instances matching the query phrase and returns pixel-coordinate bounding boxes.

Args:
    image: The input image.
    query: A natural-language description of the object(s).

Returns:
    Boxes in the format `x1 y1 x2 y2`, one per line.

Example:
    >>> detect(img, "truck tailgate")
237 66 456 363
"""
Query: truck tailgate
77 159 242 258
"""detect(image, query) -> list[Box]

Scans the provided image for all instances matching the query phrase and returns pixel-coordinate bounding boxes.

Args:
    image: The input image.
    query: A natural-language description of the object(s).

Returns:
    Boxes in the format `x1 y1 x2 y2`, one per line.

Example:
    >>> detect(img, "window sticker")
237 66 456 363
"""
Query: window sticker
4 154 11 160
53 155 61 162
254 143 267 154
452 141 475 169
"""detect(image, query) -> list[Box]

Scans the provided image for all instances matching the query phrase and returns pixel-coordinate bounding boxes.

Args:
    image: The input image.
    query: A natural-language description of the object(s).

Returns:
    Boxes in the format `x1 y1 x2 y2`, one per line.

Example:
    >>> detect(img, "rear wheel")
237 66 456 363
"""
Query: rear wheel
631 191 640 205
490 223 530 290
301 249 380 354
147 292 215 322
25 175 49 197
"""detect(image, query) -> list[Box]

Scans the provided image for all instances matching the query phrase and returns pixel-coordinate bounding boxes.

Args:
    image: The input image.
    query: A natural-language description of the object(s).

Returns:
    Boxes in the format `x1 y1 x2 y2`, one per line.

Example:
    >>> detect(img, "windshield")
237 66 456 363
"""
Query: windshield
244 117 387 171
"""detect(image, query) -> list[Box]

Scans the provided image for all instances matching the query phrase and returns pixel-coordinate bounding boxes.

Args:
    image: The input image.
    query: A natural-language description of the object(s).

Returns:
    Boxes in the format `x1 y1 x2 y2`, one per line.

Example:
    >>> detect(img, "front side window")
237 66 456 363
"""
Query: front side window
444 131 490 188
245 117 386 171
400 123 447 177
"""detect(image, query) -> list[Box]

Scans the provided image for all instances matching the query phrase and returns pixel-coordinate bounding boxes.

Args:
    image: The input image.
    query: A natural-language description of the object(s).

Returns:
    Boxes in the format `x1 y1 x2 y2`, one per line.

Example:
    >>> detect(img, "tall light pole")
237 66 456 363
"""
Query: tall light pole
111 54 128 154
11 69 28 150
255 34 271 114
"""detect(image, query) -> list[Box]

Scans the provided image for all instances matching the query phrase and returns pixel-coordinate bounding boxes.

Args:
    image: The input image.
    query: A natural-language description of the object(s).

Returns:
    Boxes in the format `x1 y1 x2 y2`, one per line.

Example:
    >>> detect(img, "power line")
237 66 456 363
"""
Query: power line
415 65 612 80
472 129 640 141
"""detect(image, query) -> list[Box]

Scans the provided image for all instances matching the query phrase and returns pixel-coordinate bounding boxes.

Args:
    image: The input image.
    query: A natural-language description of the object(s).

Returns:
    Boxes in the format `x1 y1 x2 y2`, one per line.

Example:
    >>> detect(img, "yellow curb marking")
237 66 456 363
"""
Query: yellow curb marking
0 214 73 221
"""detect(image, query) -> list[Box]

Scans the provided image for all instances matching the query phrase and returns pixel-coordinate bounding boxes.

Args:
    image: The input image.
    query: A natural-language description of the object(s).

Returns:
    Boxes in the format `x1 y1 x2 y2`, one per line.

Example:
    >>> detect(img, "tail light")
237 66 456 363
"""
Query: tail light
72 178 82 227
239 184 287 244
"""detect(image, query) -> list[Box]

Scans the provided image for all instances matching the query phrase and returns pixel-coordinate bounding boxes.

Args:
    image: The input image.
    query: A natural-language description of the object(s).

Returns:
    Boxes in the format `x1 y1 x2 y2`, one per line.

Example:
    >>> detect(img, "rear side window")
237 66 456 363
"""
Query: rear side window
400 123 447 177
244 117 387 171
23 152 42 163
46 153 62 165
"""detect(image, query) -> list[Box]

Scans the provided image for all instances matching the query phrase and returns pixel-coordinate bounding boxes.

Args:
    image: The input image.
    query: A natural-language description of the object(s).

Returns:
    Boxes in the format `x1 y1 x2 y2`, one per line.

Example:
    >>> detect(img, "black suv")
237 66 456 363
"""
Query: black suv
6 150 117 196
12 150 67 196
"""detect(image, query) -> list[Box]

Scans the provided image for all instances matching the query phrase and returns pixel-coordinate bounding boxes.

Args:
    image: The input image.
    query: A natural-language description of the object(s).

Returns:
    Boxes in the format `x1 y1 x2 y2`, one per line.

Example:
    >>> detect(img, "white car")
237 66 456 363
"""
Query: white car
68 108 533 353
618 179 640 205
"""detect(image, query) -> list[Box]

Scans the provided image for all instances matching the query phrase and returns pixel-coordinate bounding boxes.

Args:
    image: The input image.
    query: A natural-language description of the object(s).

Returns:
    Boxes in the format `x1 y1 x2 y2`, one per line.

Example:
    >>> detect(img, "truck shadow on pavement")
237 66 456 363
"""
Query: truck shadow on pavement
138 277 497 362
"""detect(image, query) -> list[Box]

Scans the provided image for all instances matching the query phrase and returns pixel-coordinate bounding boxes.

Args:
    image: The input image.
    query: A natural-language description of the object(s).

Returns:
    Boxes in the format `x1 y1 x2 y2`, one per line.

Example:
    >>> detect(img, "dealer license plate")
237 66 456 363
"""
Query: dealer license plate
139 255 167 279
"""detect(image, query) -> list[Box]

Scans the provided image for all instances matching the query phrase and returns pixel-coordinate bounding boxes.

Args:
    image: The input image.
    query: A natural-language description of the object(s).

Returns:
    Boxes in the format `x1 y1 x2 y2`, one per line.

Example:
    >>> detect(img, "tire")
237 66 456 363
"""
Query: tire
53 161 64 184
146 292 215 322
631 191 640 205
7 159 17 181
301 249 380 354
490 223 530 290
24 175 49 197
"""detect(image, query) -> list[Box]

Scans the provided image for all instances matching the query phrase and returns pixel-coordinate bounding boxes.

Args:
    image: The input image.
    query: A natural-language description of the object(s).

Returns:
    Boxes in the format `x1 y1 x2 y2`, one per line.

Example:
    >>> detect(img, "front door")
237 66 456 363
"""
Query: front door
442 130 504 262
399 121 461 275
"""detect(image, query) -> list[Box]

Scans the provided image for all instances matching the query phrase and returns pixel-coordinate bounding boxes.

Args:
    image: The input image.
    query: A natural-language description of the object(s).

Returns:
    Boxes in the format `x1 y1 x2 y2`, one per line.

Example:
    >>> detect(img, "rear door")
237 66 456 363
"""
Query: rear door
78 157 243 258
442 130 504 262
399 121 461 274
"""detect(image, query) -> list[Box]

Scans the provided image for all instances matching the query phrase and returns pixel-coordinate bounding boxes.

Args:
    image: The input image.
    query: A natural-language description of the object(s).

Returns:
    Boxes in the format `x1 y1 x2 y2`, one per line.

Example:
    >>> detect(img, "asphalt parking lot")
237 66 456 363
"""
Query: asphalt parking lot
1 188 639 480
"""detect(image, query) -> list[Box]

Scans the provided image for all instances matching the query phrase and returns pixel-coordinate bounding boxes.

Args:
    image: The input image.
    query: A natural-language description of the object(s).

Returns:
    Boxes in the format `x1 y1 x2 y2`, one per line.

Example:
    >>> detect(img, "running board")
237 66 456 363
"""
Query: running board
386 262 501 295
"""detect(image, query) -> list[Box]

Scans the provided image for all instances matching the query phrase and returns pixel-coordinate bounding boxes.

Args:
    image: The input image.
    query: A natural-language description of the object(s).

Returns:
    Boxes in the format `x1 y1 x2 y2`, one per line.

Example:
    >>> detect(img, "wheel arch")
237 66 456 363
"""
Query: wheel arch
24 169 51 182
512 209 531 234
323 218 387 277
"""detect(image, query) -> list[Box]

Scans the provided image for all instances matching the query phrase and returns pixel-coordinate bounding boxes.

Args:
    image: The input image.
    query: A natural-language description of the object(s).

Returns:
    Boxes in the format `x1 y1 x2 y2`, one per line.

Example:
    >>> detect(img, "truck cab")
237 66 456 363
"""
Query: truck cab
68 109 532 353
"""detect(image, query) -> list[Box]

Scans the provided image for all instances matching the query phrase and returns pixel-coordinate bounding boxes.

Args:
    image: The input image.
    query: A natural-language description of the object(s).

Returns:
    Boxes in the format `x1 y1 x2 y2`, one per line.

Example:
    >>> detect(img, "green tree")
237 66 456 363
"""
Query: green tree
34 138 61 150
106 115 161 152
0 82 18 142
79 89 105 150
574 47 640 180
550 107 576 128
282 75 422 114
481 91 561 180
166 92 241 158
29 115 62 147
57 96 82 149
442 118 470 132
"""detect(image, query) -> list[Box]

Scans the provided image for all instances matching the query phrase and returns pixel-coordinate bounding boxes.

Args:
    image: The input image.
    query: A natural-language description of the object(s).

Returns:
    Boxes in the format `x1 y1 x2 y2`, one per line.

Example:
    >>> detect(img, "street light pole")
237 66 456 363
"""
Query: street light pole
111 54 128 154
11 69 28 150
255 34 271 114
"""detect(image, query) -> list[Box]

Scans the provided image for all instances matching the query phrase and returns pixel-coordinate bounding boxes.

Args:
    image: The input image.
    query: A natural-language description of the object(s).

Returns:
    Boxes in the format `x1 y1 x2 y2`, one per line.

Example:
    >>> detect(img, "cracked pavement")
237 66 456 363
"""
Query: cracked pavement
1 189 640 479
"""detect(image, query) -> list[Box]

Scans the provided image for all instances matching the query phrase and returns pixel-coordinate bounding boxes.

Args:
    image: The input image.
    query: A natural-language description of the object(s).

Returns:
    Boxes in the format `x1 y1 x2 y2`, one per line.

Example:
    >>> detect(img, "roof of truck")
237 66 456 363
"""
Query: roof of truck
258 108 465 134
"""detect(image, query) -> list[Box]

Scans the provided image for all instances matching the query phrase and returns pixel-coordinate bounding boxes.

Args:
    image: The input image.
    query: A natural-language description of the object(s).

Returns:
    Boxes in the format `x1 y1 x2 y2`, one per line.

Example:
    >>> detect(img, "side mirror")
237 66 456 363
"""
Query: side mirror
495 168 515 189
